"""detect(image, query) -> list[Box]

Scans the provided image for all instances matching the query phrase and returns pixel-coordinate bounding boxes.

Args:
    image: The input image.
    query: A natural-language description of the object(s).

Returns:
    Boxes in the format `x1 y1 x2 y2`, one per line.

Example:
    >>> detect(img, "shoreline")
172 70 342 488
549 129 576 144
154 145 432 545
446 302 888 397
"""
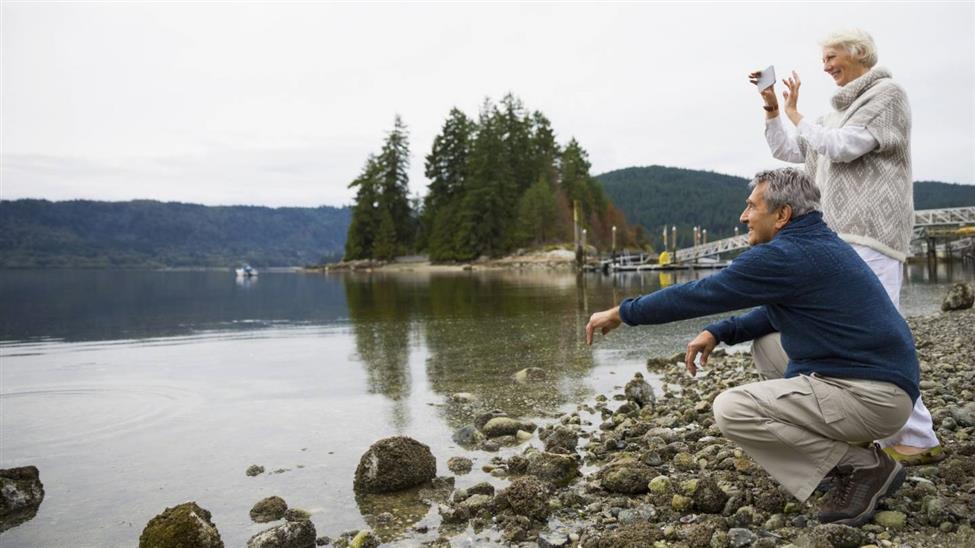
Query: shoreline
345 306 975 547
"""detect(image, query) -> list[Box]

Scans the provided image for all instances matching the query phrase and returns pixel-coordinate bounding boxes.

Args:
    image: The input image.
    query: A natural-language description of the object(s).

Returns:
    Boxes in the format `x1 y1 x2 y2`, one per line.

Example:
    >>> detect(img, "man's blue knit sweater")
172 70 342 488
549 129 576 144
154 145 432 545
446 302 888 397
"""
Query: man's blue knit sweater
618 211 920 403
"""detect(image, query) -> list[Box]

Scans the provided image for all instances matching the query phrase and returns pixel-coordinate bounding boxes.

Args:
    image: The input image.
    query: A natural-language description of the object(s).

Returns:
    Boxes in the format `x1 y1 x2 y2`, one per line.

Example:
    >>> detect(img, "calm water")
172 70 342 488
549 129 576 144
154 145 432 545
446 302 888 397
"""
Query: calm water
1 264 971 547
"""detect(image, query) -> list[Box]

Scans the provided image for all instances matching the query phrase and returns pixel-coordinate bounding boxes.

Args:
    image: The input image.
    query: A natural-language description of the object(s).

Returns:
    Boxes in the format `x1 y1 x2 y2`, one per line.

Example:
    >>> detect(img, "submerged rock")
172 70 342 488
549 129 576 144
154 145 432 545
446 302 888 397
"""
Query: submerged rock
446 456 473 474
482 417 536 438
942 283 974 311
353 436 436 494
139 502 223 548
0 466 45 532
513 367 547 383
250 496 288 523
451 425 485 448
246 464 265 477
247 519 317 548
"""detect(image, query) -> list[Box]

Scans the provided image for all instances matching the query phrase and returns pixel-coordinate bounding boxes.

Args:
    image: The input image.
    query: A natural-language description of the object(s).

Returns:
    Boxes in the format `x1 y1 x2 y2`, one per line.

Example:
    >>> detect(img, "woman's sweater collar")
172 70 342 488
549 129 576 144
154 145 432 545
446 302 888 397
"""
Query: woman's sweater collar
831 67 892 111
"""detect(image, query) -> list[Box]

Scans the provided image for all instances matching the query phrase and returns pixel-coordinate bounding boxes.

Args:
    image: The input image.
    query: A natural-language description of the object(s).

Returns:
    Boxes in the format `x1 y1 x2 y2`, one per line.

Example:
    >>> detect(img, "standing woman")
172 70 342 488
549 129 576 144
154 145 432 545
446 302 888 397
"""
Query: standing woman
748 29 943 463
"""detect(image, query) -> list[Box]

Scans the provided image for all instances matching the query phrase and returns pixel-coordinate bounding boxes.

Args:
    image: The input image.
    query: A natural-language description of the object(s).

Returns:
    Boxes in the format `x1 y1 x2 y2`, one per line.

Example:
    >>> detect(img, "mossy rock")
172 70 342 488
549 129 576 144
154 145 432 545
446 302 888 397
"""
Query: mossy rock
139 502 223 548
353 436 436 494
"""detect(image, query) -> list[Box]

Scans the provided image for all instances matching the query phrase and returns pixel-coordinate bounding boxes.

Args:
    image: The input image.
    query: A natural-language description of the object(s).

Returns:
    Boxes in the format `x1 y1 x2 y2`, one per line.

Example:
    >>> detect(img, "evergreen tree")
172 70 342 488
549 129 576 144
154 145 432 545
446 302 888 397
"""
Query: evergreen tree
344 156 382 260
421 108 474 253
376 115 413 252
513 178 560 247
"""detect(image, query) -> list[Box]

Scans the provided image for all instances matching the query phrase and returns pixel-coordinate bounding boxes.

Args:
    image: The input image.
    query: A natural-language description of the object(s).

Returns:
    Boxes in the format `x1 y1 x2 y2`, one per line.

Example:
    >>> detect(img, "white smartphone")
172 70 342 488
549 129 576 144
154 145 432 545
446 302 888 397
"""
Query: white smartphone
756 65 776 90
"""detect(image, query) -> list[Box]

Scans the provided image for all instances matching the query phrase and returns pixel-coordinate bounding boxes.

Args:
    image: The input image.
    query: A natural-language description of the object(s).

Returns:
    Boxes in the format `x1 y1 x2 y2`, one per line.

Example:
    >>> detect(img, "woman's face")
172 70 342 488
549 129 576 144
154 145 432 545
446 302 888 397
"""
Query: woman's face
822 45 868 87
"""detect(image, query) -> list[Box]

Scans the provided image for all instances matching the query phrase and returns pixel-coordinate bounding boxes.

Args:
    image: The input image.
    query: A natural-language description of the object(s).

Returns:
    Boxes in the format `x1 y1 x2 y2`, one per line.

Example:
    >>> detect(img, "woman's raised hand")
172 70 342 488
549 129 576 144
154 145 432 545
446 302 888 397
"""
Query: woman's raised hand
782 71 804 124
782 71 801 112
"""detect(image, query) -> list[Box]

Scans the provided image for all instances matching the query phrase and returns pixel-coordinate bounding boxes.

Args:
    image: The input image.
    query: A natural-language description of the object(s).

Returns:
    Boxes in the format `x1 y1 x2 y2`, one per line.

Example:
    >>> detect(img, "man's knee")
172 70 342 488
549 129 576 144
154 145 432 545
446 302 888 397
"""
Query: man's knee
713 388 758 439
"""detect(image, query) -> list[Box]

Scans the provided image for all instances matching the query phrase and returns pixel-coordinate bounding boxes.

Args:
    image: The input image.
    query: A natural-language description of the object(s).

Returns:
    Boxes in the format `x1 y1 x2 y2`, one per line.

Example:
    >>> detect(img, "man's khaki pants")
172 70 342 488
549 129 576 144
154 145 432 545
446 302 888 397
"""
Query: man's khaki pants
713 336 912 501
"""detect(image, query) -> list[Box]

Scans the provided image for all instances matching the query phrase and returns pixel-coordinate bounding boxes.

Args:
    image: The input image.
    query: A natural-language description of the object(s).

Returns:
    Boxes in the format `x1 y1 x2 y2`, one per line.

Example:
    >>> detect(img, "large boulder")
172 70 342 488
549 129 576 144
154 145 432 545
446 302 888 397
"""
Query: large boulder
942 283 974 311
353 436 436 494
0 466 45 532
139 502 223 548
247 519 317 548
250 496 288 523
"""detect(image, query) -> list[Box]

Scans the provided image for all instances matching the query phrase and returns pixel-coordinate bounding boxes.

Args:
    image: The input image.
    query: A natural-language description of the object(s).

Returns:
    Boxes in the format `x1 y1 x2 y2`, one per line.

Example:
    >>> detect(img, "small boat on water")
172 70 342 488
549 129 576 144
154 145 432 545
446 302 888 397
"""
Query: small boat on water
235 264 258 277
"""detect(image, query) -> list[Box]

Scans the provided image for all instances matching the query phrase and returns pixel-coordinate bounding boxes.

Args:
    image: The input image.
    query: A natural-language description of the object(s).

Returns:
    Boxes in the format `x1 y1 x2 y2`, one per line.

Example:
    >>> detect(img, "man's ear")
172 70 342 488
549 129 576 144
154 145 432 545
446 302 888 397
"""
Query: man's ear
775 204 793 229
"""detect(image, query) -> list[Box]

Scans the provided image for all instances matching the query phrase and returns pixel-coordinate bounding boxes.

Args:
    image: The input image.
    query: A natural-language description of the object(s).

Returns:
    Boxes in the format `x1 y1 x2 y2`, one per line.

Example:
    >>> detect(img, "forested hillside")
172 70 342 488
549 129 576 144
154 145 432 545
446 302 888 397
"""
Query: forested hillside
598 166 975 248
0 200 350 268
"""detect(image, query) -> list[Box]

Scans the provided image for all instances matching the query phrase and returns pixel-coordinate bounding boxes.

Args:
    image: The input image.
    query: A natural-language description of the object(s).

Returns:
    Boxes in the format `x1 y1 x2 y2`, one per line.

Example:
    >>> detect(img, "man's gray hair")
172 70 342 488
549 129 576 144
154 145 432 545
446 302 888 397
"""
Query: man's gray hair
750 167 821 217
820 28 878 69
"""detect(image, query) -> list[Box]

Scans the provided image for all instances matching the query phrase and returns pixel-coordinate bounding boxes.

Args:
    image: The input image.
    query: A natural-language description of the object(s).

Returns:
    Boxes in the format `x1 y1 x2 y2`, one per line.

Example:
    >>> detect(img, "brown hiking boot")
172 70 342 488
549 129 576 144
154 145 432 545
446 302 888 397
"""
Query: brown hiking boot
817 444 906 526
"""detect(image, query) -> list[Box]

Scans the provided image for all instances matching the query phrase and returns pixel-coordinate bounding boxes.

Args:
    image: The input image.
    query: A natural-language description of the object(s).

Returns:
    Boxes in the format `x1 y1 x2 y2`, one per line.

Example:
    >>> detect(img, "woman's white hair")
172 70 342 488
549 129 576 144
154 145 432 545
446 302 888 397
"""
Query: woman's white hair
820 29 878 68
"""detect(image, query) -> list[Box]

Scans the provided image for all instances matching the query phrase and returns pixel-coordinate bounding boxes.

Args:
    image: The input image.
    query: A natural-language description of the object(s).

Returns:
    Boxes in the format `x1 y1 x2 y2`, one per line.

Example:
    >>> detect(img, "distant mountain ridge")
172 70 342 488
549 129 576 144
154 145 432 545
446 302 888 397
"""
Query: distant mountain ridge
597 165 975 248
0 199 351 268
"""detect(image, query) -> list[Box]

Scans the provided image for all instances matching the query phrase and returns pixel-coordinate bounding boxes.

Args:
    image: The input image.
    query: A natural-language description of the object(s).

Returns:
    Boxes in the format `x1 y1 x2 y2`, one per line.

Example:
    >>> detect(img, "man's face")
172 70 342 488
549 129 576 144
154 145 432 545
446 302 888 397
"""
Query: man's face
740 182 781 245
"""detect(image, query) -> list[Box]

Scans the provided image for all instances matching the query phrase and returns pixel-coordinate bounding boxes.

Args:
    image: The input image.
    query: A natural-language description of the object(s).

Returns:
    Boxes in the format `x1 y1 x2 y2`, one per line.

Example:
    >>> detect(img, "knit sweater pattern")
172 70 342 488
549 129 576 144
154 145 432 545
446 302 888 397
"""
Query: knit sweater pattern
800 67 914 261
617 212 920 404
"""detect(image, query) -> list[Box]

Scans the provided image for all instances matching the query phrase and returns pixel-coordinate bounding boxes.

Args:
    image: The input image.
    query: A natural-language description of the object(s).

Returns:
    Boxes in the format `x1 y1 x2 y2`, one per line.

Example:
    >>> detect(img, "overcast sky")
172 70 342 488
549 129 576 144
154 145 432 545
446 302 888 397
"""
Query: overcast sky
2 2 973 208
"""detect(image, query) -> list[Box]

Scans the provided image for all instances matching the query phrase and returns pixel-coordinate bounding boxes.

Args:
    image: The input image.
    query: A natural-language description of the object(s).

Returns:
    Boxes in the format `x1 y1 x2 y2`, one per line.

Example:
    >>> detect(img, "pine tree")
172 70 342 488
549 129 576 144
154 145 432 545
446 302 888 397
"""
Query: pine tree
422 108 474 254
513 177 559 247
376 115 413 252
344 156 382 260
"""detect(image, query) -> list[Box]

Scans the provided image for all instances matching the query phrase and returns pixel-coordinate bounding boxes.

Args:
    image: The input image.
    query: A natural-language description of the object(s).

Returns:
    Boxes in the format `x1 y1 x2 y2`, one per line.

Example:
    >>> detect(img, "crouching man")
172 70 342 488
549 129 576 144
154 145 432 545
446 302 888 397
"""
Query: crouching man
585 167 918 526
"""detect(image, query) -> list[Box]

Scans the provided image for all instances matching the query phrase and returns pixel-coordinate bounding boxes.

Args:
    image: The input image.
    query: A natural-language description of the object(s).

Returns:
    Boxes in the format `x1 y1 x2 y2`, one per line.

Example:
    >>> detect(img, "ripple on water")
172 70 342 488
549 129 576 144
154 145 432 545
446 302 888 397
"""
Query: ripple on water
0 384 204 454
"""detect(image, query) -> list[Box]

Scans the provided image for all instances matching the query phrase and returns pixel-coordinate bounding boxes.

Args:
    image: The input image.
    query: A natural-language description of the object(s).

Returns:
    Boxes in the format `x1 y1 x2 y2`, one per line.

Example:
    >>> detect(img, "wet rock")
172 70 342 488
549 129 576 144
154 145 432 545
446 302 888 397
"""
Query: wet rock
624 372 656 409
587 521 662 547
0 466 45 532
691 476 729 514
348 530 379 548
473 409 508 430
247 520 317 548
526 451 579 486
446 456 473 474
139 502 223 548
599 461 655 494
513 367 546 383
618 504 656 524
246 465 265 477
727 527 756 547
940 456 975 486
496 476 551 521
353 436 436 494
794 523 866 548
250 496 288 523
451 425 485 448
482 417 536 438
284 508 311 522
951 402 975 428
459 493 494 514
448 392 476 403
538 530 570 547
942 283 974 311
873 510 906 529
648 475 672 495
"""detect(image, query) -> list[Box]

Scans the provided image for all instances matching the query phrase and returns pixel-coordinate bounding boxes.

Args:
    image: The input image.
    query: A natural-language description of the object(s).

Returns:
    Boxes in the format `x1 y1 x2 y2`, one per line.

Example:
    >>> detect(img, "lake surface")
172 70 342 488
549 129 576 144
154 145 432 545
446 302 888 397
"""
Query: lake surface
1 263 972 547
